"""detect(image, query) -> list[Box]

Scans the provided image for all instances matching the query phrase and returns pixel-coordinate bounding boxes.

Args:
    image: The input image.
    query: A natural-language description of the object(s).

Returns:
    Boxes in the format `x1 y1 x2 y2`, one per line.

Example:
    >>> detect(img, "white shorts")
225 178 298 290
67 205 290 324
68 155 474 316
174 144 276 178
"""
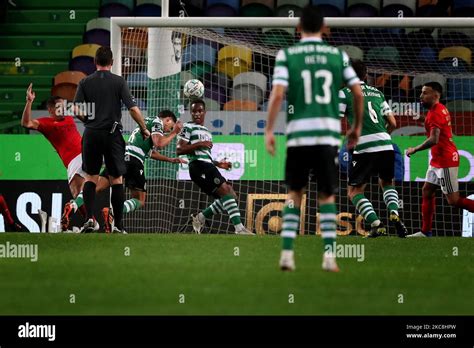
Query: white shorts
425 165 459 194
67 154 86 184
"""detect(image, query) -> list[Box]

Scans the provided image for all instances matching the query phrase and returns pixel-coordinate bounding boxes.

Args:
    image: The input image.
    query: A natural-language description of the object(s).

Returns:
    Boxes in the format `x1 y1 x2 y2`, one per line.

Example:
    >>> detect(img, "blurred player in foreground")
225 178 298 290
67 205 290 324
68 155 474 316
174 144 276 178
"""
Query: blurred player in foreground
265 5 363 272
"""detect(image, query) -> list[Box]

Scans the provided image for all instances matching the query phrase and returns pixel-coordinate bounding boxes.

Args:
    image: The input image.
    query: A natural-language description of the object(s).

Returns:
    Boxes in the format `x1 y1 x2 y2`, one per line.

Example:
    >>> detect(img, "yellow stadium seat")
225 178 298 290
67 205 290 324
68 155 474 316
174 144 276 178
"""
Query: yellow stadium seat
223 99 258 111
217 45 252 79
72 44 101 59
439 46 472 66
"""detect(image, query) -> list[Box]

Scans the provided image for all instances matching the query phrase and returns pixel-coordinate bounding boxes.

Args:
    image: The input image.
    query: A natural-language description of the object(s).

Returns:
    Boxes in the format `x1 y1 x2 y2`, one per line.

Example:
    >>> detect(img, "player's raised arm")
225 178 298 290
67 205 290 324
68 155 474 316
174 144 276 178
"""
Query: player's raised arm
152 117 183 150
21 83 40 130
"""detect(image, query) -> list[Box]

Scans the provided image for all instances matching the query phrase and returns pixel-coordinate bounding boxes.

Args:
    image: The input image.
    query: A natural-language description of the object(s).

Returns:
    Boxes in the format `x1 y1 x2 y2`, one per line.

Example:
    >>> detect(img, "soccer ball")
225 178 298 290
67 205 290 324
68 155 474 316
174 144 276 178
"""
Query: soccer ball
183 79 205 98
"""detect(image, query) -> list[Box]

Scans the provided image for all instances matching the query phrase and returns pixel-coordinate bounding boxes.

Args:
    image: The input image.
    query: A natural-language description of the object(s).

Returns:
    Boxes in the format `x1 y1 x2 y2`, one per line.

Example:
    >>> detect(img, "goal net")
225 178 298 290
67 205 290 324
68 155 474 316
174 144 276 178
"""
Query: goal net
111 17 474 236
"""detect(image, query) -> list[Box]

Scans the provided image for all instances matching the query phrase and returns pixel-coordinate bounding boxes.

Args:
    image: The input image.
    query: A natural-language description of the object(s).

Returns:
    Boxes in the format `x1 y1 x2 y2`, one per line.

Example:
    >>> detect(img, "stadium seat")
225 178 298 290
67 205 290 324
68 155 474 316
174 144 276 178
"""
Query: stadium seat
101 0 135 11
347 0 380 16
452 0 474 16
134 1 162 16
122 28 148 53
439 30 473 50
277 0 308 6
381 0 415 16
240 0 274 17
83 30 110 47
126 71 149 89
204 4 238 16
223 99 258 111
203 97 221 111
217 46 252 79
204 84 228 105
438 60 469 74
180 71 196 87
72 44 100 59
99 3 132 17
262 28 295 47
439 46 472 67
416 4 446 17
51 71 87 101
412 72 446 96
54 71 86 86
69 56 96 75
338 45 364 61
366 46 400 65
446 100 474 113
86 18 111 32
312 0 345 16
232 72 267 105
182 44 217 70
204 0 240 17
418 47 437 64
275 4 304 17
447 78 474 101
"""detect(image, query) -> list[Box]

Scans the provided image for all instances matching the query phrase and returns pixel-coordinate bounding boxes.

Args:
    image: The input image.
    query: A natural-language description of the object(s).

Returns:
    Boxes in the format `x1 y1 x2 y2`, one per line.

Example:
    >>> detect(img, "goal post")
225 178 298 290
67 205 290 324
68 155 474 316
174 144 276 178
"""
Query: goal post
110 15 474 236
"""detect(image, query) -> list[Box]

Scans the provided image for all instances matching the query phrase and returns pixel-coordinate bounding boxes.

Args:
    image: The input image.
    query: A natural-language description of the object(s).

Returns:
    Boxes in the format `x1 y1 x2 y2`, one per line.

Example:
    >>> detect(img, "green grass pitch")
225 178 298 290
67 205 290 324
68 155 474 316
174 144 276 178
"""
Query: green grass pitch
0 233 472 315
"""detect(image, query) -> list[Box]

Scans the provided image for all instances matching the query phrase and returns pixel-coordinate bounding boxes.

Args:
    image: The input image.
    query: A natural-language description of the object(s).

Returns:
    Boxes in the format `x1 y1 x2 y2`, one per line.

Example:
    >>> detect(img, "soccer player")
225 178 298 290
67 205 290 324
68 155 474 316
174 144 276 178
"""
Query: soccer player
265 5 364 272
406 82 474 237
0 194 22 232
64 110 185 233
177 99 254 235
21 84 86 228
339 60 408 238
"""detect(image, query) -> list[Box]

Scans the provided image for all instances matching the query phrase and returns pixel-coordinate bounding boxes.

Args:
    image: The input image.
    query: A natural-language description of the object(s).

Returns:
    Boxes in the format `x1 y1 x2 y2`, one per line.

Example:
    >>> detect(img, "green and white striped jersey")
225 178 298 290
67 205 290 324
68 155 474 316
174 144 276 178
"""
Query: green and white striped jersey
178 122 213 163
339 81 393 154
125 116 164 163
273 37 359 148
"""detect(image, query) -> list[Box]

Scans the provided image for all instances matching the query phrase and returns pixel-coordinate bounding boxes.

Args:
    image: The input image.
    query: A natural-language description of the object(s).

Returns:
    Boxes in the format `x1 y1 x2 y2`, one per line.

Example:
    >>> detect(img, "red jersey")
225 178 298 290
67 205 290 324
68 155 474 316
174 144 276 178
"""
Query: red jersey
37 116 82 168
424 102 459 168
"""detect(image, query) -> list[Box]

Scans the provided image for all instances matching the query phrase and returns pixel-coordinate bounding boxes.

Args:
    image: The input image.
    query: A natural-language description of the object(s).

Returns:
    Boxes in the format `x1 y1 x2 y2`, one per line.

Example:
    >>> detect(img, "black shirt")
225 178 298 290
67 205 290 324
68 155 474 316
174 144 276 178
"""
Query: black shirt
74 70 137 130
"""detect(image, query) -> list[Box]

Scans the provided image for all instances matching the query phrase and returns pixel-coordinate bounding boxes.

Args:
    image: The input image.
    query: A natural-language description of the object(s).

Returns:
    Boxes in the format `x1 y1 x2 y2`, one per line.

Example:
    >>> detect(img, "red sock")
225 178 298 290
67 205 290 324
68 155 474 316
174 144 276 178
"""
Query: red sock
455 197 474 212
0 194 15 226
78 205 87 217
421 196 435 233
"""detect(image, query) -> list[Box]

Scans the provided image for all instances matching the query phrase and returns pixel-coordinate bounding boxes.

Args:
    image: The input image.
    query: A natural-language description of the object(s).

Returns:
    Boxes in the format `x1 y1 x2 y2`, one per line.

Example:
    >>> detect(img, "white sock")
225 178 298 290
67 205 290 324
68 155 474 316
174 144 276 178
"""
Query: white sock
71 201 78 213
371 220 381 227
234 223 244 231
198 212 205 223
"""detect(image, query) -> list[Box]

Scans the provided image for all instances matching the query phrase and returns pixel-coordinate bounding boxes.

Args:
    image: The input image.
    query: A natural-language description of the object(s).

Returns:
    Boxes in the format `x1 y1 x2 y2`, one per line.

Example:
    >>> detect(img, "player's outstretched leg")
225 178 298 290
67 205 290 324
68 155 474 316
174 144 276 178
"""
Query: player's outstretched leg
350 189 386 238
408 182 436 237
192 199 225 234
382 183 408 238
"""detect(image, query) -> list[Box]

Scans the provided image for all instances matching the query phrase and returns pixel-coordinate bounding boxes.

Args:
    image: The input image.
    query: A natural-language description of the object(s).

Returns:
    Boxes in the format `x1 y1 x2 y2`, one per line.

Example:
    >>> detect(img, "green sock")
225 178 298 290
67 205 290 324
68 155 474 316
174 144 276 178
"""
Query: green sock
352 193 379 225
320 203 337 253
202 199 225 219
383 186 399 215
123 198 141 214
220 194 242 226
281 205 300 251
74 192 84 210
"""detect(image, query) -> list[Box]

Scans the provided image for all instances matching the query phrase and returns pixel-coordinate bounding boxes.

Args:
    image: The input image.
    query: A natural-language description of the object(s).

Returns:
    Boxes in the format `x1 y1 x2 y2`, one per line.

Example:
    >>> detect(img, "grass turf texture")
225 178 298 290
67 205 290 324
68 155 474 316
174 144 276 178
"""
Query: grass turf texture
0 234 472 315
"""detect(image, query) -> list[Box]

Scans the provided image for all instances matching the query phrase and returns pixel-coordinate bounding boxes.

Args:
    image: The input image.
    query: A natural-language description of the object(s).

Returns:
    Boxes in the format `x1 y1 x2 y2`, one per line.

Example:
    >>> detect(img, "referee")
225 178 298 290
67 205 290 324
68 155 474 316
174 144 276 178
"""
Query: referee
74 46 150 233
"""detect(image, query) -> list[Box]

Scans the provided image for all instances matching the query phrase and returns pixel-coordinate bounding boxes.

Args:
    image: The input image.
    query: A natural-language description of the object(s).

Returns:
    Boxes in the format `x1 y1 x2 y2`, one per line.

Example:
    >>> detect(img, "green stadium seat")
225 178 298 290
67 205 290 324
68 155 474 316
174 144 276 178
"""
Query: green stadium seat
275 4 303 17
366 46 400 65
262 28 295 48
240 0 274 17
86 18 111 32
446 100 474 113
338 45 364 61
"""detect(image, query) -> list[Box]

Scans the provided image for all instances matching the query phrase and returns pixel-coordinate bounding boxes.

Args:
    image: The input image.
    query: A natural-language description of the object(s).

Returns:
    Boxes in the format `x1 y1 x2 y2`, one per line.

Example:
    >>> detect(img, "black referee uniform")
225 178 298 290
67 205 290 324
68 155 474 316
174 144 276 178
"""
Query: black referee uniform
74 68 136 232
